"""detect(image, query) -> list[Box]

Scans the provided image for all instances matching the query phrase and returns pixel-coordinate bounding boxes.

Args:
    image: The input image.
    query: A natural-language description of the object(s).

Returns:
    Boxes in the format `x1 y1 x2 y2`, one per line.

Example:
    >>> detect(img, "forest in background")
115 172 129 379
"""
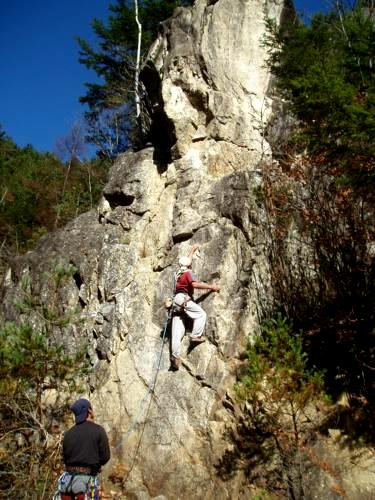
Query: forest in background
230 1 375 496
0 127 109 276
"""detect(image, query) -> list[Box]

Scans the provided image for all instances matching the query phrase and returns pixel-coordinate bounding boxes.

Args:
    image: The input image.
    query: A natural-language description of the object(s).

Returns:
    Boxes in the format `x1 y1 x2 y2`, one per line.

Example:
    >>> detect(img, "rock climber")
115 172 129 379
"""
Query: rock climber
53 398 110 500
171 244 220 370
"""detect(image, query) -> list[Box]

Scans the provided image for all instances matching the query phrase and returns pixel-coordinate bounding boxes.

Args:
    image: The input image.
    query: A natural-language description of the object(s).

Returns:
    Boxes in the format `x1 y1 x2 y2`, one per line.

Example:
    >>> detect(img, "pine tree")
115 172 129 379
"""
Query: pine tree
77 0 194 156
264 1 375 183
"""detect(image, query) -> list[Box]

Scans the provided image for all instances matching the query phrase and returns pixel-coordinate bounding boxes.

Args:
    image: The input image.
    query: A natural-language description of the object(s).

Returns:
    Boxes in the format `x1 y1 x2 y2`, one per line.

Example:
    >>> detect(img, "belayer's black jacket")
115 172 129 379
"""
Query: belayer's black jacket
63 420 110 474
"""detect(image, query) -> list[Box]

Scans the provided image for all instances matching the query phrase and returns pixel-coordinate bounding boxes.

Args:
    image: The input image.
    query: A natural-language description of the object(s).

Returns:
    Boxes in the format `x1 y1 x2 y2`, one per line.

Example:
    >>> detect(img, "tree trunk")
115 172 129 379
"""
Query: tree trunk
134 0 142 120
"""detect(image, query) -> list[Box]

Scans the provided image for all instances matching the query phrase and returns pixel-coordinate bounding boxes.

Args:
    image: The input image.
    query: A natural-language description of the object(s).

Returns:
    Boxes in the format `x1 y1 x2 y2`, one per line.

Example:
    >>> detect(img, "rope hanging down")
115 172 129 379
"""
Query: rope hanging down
114 273 177 450
114 310 171 450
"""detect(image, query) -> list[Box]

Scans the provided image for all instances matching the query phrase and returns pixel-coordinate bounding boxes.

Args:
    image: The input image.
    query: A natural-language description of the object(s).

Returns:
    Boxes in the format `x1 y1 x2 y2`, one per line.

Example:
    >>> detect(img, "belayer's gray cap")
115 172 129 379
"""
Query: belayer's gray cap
70 398 91 424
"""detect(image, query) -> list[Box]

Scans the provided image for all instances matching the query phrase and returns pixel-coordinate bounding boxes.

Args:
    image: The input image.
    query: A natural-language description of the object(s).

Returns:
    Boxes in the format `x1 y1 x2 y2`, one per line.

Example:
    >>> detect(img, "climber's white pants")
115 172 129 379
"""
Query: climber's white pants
171 293 207 358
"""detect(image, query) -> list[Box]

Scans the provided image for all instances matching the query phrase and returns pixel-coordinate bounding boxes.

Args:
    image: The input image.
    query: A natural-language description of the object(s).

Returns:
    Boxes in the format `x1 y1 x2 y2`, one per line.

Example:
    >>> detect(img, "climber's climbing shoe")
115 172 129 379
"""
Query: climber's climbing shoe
171 356 181 370
190 336 206 344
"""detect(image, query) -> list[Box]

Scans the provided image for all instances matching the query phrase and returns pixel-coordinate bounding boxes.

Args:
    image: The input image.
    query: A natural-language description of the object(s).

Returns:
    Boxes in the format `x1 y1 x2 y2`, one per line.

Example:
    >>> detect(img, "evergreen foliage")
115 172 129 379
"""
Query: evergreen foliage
236 315 324 408
264 2 375 182
229 3 375 494
0 322 86 412
230 316 326 498
0 263 90 499
0 322 88 498
77 0 194 155
260 0 375 437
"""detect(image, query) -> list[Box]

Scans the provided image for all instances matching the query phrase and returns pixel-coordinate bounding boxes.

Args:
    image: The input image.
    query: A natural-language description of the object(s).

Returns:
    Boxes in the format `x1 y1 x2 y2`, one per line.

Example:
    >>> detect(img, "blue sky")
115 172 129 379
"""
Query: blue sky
0 0 329 155
0 1 109 154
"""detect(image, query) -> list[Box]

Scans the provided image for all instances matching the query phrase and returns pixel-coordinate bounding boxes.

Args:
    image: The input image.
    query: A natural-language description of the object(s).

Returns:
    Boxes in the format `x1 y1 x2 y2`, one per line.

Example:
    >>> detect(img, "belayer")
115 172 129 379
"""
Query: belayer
171 244 221 370
54 399 110 500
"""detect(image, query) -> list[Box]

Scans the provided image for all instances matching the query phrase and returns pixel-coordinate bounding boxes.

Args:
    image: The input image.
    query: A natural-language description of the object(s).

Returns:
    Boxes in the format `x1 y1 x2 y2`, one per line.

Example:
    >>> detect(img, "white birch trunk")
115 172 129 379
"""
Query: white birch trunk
134 0 142 120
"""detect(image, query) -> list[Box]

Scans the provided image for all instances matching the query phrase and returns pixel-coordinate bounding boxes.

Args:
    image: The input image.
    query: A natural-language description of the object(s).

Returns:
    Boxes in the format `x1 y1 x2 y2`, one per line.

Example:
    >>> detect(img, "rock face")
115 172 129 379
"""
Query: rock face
0 1 291 498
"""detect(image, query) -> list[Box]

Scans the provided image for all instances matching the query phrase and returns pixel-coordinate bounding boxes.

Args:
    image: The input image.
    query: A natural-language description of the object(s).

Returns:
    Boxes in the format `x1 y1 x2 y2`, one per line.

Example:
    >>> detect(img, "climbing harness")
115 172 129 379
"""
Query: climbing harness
112 261 204 473
172 292 191 315
53 472 99 500
170 265 195 314
111 261 206 484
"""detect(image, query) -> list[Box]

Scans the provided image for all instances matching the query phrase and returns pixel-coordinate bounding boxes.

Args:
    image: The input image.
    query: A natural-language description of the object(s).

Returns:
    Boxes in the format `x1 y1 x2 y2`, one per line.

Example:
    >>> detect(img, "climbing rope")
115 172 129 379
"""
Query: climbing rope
114 271 177 451
114 306 172 451
112 266 217 483
108 272 180 489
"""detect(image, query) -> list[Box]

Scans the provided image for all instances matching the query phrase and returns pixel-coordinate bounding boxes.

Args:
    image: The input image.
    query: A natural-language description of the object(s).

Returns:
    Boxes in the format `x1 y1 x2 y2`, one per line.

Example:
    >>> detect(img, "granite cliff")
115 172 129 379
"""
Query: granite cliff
0 0 324 498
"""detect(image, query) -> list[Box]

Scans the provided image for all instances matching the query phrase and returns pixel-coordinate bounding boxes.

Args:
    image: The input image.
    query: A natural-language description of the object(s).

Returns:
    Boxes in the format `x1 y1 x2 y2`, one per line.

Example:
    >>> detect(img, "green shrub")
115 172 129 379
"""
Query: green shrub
234 315 326 498
236 315 325 429
0 264 90 499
